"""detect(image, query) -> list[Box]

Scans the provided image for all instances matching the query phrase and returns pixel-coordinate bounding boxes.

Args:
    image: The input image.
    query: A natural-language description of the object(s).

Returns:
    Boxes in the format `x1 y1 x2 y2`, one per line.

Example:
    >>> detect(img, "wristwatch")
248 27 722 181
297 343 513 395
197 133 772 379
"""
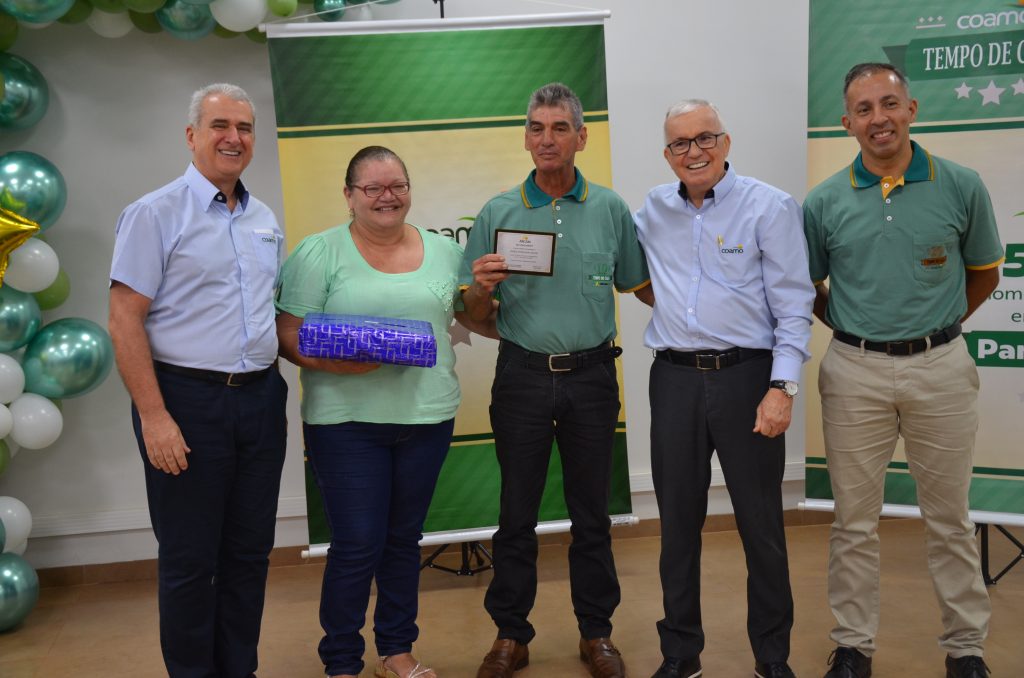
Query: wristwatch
769 380 799 397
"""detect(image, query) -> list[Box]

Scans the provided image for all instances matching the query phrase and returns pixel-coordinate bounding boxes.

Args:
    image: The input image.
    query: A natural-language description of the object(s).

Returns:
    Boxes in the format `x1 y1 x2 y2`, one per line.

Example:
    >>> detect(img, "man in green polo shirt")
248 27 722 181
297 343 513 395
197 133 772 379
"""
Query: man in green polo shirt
803 63 1003 678
460 82 653 678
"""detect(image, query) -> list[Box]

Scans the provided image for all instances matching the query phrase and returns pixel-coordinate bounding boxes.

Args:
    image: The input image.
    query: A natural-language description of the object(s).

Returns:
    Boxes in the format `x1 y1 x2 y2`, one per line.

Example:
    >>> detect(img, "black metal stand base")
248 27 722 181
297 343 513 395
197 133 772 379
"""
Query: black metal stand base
977 523 1024 585
421 540 493 575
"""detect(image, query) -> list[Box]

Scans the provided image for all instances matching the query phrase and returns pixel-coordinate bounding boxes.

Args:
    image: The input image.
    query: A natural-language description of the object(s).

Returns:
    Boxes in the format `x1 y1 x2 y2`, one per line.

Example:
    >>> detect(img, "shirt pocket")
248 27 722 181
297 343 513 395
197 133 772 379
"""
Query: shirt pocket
701 240 758 287
250 230 280 275
581 251 614 300
912 234 957 285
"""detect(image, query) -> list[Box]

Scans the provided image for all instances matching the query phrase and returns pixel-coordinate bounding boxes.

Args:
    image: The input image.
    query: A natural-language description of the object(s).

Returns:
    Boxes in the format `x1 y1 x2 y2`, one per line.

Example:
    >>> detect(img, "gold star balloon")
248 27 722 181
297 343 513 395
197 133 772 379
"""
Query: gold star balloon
0 207 40 287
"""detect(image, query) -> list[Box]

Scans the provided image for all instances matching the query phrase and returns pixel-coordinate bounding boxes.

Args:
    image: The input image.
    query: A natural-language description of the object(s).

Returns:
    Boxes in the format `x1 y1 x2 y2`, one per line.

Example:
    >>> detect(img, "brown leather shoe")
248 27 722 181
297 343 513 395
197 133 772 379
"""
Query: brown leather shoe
476 637 529 678
579 637 626 678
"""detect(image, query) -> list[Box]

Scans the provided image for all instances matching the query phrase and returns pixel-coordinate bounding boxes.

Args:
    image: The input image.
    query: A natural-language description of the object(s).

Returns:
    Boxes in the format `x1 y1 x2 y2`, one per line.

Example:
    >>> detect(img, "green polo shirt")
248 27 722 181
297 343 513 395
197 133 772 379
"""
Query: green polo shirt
803 142 1003 341
460 169 650 354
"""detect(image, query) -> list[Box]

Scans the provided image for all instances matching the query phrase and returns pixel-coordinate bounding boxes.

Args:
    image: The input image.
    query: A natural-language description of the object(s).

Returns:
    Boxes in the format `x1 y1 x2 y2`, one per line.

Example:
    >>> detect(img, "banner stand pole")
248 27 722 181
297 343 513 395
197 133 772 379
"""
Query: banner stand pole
420 541 493 576
976 524 1024 586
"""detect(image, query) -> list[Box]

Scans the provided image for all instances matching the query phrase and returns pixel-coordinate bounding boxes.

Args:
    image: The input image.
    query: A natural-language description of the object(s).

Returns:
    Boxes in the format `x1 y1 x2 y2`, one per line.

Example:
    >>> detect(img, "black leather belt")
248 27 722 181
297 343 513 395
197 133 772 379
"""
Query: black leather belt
655 347 771 370
499 340 622 372
833 323 961 356
154 360 277 386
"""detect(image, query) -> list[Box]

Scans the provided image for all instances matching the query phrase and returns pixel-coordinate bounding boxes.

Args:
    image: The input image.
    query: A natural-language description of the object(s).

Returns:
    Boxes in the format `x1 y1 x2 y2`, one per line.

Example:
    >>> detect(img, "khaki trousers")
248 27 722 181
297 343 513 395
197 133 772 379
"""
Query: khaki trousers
819 336 990 657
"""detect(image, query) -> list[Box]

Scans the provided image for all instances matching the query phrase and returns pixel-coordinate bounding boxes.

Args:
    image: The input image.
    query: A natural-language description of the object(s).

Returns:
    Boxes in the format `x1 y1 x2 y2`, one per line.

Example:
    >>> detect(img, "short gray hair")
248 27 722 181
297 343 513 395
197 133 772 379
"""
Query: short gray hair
188 83 255 128
664 99 727 138
527 82 584 130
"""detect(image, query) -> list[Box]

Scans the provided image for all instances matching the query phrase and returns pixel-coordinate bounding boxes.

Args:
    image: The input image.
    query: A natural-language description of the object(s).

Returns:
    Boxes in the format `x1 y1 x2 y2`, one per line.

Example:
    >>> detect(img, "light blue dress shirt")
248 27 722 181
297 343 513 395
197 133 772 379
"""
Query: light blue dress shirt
634 165 814 382
110 164 284 373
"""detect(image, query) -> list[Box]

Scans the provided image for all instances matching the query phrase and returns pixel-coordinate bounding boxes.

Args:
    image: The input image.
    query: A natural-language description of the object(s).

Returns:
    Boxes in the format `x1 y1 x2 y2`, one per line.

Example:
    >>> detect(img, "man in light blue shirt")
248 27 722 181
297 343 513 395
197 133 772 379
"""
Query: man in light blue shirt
634 100 814 678
108 83 288 678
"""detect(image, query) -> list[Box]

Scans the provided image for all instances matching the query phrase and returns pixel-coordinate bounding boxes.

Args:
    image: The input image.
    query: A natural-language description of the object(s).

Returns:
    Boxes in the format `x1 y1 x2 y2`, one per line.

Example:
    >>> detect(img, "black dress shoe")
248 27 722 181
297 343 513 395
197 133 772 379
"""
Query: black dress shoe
945 654 990 678
756 661 796 678
651 656 702 678
823 647 871 678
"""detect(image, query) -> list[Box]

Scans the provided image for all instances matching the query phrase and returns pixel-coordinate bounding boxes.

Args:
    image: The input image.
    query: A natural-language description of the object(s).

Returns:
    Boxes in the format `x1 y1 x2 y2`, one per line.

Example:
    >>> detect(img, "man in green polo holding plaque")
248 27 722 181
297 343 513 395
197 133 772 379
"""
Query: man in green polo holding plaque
460 82 652 678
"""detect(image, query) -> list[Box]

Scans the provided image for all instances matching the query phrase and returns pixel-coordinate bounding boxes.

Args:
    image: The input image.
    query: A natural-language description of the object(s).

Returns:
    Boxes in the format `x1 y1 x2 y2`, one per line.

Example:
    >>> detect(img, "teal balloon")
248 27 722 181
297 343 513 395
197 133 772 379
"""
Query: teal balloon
313 0 344 21
0 286 40 353
22 317 113 399
155 0 214 39
0 553 38 632
0 151 66 232
0 0 73 23
0 52 48 130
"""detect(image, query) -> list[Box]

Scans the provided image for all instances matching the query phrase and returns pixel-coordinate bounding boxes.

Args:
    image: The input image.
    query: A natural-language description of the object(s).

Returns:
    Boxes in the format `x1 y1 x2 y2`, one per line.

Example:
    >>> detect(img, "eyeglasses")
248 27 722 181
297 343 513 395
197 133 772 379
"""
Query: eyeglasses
665 132 726 156
349 182 411 198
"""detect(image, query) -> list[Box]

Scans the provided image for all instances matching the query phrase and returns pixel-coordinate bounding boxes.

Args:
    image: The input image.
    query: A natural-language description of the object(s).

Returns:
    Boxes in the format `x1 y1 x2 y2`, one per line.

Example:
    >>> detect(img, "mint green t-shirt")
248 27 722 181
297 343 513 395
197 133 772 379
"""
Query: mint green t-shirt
276 223 463 425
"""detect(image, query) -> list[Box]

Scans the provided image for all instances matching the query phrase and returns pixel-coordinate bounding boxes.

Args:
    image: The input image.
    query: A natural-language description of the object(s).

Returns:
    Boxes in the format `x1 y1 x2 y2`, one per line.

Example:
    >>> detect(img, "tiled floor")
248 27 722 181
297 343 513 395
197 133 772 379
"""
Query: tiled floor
1 519 1022 677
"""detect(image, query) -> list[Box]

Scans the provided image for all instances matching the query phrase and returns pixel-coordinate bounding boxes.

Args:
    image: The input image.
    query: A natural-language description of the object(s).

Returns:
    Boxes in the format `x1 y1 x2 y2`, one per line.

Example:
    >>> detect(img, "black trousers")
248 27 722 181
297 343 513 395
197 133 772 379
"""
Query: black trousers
650 353 792 663
484 356 622 644
132 368 288 678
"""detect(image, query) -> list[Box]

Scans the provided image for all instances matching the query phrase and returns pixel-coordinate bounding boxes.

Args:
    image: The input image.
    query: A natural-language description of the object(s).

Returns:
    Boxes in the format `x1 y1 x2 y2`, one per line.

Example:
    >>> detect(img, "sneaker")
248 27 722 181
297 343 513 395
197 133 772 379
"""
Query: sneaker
756 661 796 678
823 647 871 678
945 654 990 678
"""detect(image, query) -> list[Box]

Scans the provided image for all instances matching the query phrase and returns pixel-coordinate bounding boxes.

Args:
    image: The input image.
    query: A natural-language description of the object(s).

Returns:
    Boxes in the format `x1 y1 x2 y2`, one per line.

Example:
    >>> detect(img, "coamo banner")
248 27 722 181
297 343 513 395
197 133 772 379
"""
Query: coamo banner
265 12 636 551
804 0 1024 523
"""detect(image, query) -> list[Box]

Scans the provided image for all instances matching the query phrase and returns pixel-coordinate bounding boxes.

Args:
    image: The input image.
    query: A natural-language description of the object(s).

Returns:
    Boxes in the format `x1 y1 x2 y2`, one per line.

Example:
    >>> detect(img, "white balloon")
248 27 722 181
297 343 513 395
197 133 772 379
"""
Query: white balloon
210 0 266 32
0 496 32 553
0 354 25 404
5 238 60 294
9 393 62 450
8 539 27 555
0 405 12 439
86 9 134 39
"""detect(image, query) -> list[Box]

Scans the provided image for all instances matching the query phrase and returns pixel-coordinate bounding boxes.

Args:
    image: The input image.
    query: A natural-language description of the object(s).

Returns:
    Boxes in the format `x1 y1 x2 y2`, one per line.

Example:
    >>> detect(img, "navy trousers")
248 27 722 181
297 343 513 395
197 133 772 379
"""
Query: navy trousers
484 355 622 644
304 419 453 677
132 368 288 678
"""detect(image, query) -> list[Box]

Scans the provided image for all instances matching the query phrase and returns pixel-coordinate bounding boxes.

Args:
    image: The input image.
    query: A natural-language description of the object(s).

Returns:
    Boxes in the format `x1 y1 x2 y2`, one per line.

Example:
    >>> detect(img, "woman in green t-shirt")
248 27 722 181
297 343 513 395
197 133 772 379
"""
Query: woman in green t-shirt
276 146 475 678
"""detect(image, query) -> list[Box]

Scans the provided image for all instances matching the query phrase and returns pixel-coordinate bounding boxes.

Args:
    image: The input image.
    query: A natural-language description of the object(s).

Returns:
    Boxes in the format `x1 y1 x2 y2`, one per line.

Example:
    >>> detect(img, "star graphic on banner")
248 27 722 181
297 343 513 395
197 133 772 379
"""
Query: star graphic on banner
449 321 473 347
1012 77 1024 95
977 80 1005 105
954 82 973 99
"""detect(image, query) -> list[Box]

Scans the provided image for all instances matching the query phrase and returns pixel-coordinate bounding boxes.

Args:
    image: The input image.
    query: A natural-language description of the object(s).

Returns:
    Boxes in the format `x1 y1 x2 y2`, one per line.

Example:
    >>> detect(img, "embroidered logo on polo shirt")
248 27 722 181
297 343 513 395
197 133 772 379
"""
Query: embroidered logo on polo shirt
921 245 948 269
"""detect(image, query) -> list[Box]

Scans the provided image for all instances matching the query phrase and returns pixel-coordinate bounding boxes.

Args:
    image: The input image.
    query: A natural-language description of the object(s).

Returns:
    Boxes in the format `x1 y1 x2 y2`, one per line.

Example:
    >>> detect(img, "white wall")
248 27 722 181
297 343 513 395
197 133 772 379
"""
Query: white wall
0 0 811 568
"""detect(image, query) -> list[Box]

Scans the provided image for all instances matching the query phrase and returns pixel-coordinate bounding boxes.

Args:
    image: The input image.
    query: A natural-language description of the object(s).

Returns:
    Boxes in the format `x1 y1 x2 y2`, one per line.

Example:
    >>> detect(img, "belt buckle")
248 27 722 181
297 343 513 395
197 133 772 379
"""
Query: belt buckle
226 372 243 387
885 341 910 356
695 353 721 371
548 352 572 372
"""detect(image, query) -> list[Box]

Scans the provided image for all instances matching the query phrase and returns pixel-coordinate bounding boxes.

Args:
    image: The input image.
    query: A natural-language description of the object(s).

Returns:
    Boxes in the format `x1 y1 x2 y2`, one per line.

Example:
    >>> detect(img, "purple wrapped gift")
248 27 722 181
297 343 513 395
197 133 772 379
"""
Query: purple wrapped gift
297 313 437 368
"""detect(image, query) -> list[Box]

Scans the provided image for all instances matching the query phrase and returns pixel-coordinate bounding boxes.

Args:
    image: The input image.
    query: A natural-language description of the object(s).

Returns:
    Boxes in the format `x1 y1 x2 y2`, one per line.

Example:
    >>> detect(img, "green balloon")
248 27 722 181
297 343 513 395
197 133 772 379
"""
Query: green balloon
212 23 239 38
0 553 39 632
244 27 265 43
266 0 294 16
0 287 40 353
0 11 18 52
57 0 90 22
128 8 161 31
0 151 67 231
31 268 68 311
121 0 161 11
88 0 124 12
0 52 48 130
22 317 113 399
155 0 214 40
0 440 8 478
313 0 344 21
0 0 73 23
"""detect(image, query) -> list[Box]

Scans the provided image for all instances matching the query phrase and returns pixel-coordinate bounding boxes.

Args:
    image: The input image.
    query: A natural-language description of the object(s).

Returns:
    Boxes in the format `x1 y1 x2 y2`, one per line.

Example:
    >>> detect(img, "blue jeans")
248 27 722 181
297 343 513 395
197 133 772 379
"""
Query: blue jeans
304 419 454 676
133 367 288 678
